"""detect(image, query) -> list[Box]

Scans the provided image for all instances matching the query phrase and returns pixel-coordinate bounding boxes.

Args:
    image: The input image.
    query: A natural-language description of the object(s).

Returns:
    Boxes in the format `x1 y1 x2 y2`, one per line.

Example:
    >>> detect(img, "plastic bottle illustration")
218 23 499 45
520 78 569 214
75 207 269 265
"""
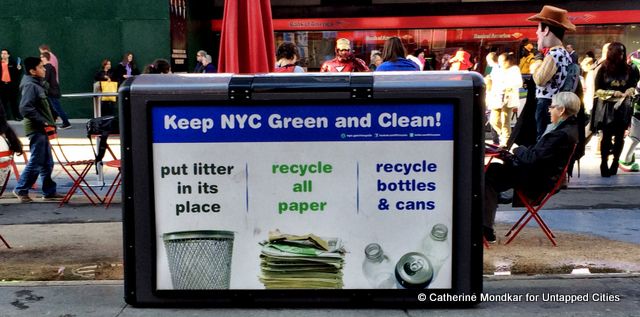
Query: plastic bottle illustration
422 223 451 276
362 243 396 288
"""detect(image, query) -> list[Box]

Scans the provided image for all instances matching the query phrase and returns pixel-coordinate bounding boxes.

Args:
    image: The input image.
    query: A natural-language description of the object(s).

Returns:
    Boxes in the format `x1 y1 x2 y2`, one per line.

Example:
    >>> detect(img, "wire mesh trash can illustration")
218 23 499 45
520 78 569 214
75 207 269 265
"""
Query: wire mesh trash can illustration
163 230 235 289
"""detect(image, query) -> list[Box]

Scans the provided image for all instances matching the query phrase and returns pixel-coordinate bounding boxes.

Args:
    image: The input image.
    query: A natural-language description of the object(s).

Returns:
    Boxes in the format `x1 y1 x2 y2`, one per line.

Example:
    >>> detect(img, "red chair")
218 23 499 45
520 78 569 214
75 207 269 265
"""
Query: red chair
50 136 102 206
504 144 577 246
103 159 121 208
0 150 13 249
0 150 13 196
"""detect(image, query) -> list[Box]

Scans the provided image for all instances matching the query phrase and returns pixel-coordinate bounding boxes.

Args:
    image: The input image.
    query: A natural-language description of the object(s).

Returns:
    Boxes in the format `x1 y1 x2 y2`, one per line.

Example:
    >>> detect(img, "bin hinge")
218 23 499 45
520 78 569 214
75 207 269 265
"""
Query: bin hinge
228 76 254 101
349 75 374 99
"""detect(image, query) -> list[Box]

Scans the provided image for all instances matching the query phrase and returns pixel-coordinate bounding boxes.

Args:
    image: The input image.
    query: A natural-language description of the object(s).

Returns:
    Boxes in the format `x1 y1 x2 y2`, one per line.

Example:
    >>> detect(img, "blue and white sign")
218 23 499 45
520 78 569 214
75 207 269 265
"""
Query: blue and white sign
152 103 454 291
152 104 453 143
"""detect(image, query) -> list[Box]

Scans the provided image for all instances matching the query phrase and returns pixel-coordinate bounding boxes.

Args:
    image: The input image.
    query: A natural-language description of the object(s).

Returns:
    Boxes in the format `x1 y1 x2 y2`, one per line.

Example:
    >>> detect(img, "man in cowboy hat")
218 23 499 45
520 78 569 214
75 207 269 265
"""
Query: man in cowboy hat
320 38 369 72
528 5 576 139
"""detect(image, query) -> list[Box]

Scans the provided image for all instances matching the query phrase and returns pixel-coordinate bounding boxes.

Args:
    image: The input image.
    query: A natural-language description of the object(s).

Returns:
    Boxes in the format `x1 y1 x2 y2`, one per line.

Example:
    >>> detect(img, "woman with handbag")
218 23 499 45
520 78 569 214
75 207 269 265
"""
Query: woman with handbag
592 42 639 177
490 52 522 147
94 59 117 116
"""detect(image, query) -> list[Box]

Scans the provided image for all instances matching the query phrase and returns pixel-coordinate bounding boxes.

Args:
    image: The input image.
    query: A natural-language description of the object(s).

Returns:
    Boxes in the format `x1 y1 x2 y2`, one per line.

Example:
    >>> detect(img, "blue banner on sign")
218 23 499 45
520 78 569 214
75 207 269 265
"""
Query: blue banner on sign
152 104 453 143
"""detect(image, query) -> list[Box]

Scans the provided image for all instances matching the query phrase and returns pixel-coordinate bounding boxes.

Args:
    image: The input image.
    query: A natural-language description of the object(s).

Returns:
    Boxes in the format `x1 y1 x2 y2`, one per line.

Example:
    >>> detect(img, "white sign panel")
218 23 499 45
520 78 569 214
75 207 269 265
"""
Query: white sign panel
151 103 454 290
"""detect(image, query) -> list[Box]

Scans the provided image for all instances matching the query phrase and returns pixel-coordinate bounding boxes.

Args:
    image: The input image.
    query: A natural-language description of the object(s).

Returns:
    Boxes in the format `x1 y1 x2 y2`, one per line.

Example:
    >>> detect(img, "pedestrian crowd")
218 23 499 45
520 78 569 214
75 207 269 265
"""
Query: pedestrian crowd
268 5 640 243
1 6 639 248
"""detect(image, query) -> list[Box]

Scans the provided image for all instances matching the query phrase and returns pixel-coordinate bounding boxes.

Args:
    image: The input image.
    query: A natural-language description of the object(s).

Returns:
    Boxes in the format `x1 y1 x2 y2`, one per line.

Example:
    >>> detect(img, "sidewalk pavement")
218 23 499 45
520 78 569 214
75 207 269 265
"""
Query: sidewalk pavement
0 276 638 316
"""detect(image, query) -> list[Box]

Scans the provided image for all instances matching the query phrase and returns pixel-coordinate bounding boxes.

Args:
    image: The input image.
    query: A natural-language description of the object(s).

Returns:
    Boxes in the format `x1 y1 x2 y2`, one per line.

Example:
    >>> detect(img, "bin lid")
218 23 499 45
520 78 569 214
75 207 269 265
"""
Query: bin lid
163 230 234 241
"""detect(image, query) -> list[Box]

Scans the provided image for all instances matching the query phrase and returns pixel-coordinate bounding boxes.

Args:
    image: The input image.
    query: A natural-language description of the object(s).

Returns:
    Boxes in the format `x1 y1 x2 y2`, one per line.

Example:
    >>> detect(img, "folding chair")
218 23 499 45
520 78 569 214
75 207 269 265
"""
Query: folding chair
504 144 577 246
483 237 490 249
102 159 121 208
0 150 13 196
0 150 14 249
50 136 102 206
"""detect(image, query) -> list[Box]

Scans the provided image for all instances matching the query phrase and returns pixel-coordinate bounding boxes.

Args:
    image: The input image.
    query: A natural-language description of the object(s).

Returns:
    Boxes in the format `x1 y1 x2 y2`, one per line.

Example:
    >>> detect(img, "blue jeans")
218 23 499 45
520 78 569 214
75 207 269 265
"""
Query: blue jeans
49 97 70 126
14 132 57 196
535 98 551 140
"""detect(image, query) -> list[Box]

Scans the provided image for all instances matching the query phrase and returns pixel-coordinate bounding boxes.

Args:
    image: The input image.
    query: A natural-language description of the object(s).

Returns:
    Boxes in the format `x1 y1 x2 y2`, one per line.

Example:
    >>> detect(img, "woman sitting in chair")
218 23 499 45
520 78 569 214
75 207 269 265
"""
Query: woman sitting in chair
483 92 580 243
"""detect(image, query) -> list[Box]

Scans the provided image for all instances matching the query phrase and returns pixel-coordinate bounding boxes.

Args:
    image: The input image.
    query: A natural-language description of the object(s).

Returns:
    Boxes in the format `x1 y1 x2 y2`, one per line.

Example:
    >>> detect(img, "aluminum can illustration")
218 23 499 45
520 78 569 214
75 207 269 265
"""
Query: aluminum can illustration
395 252 433 289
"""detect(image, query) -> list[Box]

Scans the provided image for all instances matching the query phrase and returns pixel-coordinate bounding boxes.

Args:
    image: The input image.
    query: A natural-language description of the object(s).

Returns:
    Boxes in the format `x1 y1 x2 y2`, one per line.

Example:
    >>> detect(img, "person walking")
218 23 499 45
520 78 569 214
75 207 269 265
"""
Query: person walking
201 55 217 73
591 42 639 177
193 50 207 73
490 53 523 147
41 52 71 129
38 45 58 82
13 57 63 203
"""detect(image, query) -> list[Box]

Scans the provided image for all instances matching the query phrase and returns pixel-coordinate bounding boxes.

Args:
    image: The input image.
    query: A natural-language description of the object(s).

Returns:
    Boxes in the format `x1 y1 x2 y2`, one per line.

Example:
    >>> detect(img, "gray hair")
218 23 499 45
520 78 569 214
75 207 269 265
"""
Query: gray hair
370 50 381 61
552 92 580 116
205 54 213 64
197 50 207 57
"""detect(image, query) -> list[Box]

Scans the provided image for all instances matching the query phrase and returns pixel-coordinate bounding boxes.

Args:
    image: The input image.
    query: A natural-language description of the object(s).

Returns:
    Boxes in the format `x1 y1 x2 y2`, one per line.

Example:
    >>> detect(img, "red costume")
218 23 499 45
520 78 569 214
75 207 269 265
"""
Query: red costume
320 38 370 72
449 50 473 71
320 56 369 72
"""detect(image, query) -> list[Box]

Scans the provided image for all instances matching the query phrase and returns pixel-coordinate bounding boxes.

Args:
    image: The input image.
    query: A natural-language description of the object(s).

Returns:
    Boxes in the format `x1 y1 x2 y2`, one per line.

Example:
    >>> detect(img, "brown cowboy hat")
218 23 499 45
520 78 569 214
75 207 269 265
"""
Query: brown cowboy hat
527 5 576 32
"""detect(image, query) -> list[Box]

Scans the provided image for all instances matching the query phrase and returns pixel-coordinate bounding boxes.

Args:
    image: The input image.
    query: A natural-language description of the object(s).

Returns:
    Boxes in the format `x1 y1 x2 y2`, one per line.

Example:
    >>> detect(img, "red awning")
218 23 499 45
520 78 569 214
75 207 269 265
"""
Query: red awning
217 0 275 73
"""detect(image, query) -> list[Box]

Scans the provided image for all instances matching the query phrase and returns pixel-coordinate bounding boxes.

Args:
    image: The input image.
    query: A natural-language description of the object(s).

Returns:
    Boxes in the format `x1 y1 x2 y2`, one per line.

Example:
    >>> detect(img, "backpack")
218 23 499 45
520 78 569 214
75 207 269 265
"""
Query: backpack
86 115 119 162
560 62 580 93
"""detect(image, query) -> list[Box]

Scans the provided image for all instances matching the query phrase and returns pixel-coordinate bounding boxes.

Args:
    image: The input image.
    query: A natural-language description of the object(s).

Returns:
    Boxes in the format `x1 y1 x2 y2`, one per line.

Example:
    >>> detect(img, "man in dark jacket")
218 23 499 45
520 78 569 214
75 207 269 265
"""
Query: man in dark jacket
41 52 71 129
483 92 580 242
12 57 62 203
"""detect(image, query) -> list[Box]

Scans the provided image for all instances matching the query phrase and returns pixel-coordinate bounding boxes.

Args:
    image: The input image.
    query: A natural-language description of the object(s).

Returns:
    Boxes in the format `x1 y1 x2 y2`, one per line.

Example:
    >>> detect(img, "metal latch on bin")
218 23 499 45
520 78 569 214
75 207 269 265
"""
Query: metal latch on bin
350 75 374 99
228 76 254 100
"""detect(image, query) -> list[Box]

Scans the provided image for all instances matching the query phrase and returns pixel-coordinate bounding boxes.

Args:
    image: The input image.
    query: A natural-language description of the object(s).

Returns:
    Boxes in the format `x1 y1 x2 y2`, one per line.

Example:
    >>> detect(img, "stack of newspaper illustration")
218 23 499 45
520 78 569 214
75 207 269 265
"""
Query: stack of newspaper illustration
259 230 346 289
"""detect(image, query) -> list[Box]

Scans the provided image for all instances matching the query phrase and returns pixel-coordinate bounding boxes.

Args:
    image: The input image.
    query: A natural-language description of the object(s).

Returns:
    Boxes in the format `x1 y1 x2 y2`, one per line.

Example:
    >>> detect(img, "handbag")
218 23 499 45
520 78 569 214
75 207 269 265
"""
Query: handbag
100 81 118 102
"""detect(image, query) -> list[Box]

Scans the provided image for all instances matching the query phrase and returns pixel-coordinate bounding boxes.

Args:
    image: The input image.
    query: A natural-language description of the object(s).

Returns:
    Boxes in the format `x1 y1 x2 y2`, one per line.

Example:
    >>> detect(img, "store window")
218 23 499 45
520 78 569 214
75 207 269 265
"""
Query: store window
275 24 640 72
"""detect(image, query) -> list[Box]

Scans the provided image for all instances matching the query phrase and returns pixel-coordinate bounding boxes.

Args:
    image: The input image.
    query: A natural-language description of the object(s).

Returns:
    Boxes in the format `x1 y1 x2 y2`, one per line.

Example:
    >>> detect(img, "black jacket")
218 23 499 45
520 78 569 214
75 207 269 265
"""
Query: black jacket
94 70 114 82
43 64 61 98
513 115 579 194
112 62 140 84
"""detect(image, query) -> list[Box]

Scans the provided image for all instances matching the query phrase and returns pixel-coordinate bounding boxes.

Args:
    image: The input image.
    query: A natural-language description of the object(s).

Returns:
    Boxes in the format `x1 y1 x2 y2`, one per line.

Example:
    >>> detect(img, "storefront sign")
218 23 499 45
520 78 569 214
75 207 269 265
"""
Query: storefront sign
212 10 640 31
